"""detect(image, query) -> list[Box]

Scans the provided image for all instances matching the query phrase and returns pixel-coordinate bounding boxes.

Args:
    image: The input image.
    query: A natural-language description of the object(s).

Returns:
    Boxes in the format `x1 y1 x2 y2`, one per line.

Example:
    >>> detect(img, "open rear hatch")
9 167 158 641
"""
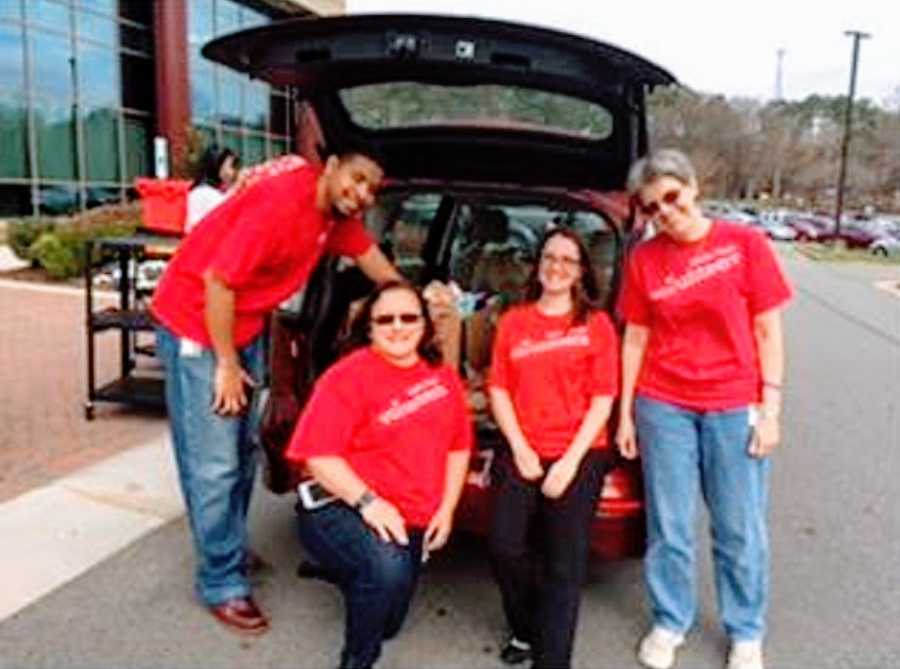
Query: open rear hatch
203 14 677 190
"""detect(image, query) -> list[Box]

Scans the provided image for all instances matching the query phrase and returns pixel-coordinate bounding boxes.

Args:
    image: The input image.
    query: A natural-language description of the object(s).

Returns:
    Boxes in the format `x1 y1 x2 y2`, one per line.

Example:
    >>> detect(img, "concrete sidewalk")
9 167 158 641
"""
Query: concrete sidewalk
0 435 183 621
0 277 175 620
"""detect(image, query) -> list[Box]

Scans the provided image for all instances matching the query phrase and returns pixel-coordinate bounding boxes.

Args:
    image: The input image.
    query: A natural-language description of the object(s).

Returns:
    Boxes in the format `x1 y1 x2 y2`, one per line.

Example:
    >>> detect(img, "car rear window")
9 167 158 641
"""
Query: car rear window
449 204 616 305
340 83 614 139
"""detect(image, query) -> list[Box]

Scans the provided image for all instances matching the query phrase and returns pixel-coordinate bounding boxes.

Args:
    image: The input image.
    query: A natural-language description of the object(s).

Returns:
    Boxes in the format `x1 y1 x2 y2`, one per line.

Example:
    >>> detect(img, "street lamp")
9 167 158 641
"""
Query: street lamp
834 30 871 241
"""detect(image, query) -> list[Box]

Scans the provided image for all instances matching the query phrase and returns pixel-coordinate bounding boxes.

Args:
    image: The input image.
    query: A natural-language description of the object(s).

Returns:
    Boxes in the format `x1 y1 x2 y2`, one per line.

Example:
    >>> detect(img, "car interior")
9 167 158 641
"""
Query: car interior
290 186 621 432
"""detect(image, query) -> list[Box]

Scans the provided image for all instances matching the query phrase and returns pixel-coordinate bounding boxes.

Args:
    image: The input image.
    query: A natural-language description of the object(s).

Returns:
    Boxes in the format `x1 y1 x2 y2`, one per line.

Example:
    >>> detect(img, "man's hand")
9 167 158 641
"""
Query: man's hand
423 281 459 322
425 504 454 552
211 358 256 416
541 455 579 499
360 497 409 545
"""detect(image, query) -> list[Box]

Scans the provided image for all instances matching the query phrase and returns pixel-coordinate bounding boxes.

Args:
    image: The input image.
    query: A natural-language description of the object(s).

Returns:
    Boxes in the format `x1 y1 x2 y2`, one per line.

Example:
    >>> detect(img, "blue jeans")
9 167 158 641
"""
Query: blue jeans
155 325 265 606
635 394 770 641
296 502 424 669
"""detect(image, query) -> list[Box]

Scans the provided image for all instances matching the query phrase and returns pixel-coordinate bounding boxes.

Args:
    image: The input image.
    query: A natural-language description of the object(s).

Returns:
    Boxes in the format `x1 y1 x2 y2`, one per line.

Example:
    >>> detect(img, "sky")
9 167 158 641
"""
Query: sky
346 0 899 105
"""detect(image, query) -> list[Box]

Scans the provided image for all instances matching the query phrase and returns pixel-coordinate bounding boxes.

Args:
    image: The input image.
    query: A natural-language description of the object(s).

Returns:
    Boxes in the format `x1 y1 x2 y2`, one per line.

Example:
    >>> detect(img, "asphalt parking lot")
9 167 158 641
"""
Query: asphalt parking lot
1 248 898 669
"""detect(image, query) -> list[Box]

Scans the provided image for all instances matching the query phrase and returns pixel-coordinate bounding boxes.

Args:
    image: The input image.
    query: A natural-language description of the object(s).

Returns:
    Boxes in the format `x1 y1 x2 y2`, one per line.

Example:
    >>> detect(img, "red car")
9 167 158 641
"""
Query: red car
204 14 677 560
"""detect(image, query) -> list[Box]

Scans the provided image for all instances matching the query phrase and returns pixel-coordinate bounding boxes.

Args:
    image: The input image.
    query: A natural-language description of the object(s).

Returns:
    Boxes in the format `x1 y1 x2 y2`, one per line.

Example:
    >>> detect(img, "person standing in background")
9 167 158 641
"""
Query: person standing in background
185 146 242 233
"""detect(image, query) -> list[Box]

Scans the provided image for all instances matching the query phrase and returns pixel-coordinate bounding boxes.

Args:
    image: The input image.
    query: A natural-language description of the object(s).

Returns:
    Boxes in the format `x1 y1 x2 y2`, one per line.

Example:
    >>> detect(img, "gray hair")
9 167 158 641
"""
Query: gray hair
626 148 697 195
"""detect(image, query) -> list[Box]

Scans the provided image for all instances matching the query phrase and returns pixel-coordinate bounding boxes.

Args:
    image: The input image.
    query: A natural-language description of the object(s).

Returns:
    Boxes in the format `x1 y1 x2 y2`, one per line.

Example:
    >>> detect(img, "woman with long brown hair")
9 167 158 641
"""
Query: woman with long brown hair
487 227 619 669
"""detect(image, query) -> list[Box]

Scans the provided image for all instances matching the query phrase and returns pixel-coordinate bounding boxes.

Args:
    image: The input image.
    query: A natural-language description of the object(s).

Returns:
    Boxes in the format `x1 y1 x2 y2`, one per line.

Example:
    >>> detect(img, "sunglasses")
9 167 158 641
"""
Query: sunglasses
371 312 424 327
635 188 681 217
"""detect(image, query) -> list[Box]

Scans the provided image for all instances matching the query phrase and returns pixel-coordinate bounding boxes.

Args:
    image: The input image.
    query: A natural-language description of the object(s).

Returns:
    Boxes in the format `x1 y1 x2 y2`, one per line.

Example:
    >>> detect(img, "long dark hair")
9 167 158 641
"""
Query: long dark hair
342 281 443 366
192 146 239 189
524 227 600 325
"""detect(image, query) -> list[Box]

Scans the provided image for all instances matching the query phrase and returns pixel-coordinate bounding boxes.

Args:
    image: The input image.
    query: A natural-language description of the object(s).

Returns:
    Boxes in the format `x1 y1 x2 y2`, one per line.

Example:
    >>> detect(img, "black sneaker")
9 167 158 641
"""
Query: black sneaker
500 637 532 665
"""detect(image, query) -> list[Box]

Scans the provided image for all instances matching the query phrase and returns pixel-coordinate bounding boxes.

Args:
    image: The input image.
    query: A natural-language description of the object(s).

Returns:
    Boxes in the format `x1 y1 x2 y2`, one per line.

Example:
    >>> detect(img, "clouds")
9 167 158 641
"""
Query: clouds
346 0 898 103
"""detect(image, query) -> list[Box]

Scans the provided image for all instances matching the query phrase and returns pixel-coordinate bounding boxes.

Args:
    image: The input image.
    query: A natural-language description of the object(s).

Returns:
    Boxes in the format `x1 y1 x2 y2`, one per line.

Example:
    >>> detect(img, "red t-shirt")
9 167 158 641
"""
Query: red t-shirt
489 304 619 458
619 220 792 410
285 347 473 527
151 158 373 347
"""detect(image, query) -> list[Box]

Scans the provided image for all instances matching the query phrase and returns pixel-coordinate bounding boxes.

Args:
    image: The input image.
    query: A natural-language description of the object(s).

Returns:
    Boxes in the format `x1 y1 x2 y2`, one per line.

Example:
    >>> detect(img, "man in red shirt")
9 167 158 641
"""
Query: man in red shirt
151 148 401 635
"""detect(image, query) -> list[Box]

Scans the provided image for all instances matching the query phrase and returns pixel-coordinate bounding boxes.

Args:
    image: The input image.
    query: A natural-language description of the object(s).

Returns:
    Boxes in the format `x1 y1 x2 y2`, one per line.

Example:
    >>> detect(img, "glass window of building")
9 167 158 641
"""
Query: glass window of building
187 0 294 170
0 0 155 215
0 0 298 217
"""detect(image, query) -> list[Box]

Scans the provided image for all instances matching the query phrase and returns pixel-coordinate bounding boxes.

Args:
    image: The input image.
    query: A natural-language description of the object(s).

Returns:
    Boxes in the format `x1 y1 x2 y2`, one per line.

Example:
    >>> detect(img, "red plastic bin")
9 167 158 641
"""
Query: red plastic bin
134 178 191 236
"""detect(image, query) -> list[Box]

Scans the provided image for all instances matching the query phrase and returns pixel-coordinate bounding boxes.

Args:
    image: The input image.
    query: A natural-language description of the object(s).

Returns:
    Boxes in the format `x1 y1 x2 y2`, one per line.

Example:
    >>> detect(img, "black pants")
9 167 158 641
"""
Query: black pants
488 449 606 669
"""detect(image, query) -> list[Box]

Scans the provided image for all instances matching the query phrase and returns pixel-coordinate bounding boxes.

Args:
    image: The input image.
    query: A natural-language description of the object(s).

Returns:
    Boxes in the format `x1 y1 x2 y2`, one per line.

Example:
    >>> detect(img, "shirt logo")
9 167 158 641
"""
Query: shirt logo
649 244 742 301
510 326 590 360
377 376 450 425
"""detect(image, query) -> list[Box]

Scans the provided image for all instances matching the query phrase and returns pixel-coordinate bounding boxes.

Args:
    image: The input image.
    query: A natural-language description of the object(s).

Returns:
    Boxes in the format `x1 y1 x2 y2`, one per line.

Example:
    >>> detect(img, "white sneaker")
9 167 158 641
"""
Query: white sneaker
637 626 685 669
727 640 764 669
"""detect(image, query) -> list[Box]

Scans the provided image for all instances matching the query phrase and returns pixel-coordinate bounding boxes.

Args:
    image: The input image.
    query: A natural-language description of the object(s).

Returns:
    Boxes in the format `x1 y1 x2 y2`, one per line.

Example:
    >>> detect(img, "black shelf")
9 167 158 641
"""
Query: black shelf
94 376 166 407
85 234 176 420
90 308 155 332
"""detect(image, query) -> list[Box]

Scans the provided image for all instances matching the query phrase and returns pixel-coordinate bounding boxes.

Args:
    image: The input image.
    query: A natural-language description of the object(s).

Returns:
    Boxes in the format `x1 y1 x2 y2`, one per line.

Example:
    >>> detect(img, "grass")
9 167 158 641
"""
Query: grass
793 242 900 265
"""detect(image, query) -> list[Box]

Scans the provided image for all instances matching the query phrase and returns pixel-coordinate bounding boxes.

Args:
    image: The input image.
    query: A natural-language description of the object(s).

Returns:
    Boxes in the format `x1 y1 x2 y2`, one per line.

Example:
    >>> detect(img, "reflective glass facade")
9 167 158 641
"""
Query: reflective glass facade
187 0 294 167
0 0 296 217
0 0 154 216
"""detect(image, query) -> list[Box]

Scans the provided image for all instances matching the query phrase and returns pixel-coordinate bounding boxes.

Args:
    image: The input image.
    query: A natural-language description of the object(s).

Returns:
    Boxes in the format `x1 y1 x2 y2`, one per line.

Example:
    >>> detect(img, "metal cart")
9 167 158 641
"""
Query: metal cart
83 234 178 420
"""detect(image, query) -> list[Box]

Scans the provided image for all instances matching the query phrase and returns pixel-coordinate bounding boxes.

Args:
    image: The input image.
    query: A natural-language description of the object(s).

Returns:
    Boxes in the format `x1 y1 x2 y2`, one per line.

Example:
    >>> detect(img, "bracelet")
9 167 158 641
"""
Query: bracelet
353 489 376 513
763 380 784 391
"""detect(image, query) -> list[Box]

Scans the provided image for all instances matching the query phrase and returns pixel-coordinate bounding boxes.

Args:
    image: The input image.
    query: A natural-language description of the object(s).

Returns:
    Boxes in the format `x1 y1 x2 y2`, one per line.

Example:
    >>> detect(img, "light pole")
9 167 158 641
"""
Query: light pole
834 30 871 241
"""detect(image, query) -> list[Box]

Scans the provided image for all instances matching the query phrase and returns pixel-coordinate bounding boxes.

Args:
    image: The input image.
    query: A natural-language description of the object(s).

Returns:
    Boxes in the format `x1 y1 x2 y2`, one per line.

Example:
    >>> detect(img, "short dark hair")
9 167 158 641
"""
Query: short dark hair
342 281 442 366
524 227 600 325
325 140 385 169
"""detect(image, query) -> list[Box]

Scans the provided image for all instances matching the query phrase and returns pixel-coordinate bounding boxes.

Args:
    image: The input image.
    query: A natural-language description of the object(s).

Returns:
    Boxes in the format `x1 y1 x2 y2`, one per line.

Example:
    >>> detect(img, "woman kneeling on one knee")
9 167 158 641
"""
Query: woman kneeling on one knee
488 227 620 669
617 149 793 669
284 281 472 669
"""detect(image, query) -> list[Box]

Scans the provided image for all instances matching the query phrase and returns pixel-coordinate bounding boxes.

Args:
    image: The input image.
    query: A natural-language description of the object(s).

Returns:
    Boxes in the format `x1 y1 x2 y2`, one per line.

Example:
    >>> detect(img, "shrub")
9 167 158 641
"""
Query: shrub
27 203 141 280
30 232 78 279
8 218 58 263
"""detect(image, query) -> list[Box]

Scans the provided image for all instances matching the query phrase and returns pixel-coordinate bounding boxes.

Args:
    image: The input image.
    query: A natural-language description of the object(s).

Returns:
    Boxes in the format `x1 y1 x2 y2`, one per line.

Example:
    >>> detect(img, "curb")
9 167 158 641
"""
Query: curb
0 434 181 622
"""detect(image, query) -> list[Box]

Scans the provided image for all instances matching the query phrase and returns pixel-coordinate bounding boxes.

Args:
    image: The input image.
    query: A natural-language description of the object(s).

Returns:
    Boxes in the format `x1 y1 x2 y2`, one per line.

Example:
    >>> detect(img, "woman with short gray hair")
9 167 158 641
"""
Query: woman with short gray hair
616 149 792 669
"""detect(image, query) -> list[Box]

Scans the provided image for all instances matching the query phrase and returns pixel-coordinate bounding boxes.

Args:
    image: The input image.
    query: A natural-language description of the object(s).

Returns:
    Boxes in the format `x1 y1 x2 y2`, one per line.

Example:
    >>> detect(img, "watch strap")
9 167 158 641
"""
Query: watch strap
353 489 376 512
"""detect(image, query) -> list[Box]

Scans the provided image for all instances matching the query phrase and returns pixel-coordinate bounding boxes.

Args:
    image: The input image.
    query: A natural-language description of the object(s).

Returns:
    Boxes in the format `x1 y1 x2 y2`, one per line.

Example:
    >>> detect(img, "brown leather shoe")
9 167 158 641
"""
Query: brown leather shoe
209 597 269 636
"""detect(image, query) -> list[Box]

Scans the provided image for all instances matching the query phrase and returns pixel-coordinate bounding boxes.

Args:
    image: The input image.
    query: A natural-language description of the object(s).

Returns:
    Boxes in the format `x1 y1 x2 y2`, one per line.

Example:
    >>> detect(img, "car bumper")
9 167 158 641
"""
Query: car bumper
454 449 647 561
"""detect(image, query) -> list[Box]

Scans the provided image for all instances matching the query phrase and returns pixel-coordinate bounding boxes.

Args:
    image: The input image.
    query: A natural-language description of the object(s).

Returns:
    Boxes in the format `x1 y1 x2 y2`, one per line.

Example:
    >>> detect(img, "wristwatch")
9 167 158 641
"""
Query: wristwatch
353 489 376 513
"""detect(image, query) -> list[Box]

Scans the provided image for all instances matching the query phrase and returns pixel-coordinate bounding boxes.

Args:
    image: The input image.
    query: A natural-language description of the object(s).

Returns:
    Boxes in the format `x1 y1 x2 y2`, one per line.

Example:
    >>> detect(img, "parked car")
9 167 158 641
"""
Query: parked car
869 236 900 257
784 214 829 242
823 220 886 249
204 14 678 560
755 218 797 241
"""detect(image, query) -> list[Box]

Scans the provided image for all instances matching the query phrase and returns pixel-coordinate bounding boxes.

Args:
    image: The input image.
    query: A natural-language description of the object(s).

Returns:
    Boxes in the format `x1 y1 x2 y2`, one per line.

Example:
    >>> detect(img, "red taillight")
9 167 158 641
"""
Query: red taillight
598 464 643 517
